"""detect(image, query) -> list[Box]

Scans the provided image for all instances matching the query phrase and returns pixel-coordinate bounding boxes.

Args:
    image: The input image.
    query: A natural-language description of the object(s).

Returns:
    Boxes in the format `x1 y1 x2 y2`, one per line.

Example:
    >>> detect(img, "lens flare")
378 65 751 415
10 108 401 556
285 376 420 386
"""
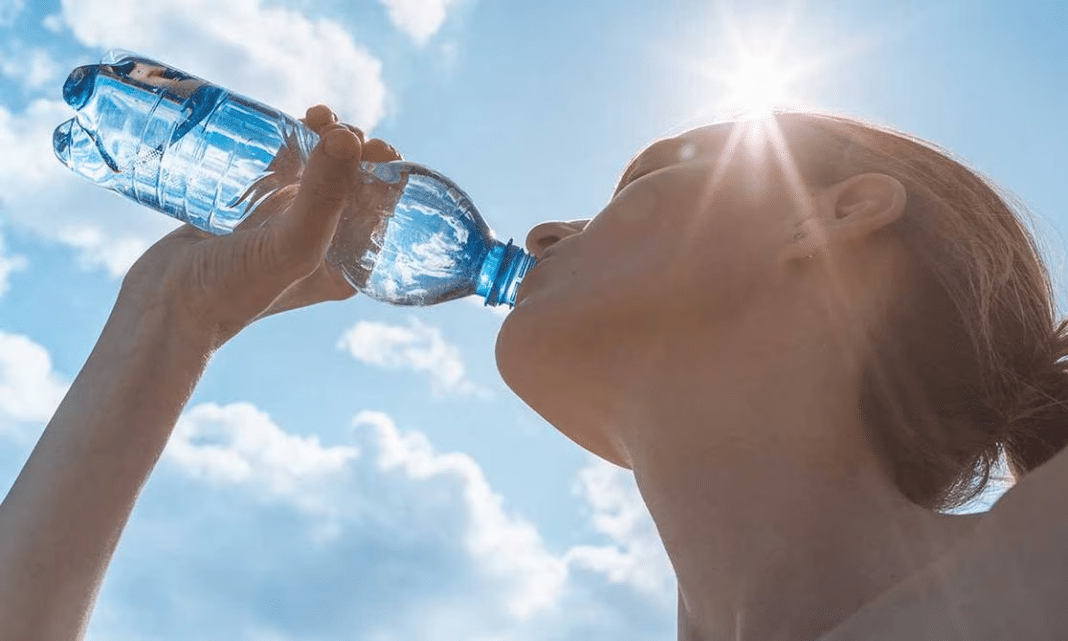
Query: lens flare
720 53 792 117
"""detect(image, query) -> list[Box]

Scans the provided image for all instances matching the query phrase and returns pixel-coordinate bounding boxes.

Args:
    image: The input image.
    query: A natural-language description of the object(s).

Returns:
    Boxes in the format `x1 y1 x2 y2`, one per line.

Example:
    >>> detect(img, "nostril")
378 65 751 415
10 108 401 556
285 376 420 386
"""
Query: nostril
538 235 560 248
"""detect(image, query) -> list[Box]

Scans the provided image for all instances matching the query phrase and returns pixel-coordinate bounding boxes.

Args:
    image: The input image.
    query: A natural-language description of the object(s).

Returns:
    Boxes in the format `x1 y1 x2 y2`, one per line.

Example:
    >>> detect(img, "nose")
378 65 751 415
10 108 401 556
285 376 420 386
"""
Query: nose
524 220 588 258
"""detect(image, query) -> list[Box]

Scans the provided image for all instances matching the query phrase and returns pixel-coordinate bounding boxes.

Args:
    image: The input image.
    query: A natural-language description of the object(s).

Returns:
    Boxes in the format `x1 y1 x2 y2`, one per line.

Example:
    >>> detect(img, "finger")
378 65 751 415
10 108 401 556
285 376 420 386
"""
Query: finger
253 265 356 322
318 121 366 145
363 138 403 162
269 127 362 277
303 104 338 131
342 122 366 144
304 105 368 146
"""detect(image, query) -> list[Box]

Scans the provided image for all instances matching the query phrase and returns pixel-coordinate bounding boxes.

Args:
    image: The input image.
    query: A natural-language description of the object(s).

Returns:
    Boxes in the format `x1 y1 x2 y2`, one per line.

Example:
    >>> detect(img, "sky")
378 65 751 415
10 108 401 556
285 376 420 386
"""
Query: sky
0 0 1065 639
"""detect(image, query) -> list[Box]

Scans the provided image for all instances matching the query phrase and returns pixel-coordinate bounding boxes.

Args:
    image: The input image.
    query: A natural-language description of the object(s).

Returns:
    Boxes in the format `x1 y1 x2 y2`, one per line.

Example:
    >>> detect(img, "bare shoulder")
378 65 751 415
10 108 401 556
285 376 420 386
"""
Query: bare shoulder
820 456 1068 641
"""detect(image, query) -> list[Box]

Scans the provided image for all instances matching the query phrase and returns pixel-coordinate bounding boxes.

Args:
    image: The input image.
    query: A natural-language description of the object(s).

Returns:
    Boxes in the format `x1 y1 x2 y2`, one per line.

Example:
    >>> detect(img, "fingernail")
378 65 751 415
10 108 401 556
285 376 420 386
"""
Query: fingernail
324 130 357 160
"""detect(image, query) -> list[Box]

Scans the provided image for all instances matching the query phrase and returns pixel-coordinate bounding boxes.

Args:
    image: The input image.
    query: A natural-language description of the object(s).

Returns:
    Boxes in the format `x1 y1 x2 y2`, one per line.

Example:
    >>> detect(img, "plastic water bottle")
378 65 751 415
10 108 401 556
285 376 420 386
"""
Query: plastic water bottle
52 50 536 307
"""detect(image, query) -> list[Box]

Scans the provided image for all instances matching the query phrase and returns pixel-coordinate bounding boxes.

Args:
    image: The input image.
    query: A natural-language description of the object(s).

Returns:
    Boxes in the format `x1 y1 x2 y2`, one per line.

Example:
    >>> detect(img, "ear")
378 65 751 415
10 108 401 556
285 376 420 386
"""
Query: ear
825 172 907 238
782 173 906 261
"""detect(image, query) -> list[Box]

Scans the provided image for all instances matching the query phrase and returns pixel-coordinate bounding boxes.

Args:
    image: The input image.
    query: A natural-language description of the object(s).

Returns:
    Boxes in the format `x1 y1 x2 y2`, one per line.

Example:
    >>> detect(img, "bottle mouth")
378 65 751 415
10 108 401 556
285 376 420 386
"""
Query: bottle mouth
62 65 97 110
480 240 537 308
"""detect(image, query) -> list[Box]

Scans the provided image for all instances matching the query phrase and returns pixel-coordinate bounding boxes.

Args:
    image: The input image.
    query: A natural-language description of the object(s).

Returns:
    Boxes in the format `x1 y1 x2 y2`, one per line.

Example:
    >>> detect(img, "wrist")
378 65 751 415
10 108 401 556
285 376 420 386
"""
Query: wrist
112 281 221 358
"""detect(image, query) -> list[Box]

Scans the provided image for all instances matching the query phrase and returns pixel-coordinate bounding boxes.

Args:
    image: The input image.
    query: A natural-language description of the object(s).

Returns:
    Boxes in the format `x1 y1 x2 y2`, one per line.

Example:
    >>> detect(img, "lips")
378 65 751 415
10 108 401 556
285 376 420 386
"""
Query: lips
514 254 552 304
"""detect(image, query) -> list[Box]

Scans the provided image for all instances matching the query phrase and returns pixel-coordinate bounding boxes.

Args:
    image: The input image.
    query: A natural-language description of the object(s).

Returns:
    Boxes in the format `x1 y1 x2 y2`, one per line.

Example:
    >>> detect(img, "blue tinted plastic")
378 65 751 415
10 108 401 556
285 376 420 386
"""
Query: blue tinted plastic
52 51 534 307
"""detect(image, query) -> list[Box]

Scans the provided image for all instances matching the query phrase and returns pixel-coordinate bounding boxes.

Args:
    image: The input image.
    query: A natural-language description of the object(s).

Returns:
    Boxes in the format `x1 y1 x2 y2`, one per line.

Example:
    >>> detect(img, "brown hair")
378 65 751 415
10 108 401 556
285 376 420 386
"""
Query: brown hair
777 112 1068 511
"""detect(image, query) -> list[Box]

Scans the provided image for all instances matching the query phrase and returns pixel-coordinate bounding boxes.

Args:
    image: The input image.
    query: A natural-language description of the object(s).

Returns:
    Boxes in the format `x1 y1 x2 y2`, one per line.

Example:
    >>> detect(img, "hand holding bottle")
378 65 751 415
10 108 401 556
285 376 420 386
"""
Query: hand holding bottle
56 51 536 309
117 104 403 349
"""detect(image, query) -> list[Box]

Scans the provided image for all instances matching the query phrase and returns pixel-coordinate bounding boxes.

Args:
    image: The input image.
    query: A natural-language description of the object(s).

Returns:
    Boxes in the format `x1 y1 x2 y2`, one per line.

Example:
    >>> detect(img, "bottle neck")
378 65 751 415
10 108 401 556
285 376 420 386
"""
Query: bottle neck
477 240 537 307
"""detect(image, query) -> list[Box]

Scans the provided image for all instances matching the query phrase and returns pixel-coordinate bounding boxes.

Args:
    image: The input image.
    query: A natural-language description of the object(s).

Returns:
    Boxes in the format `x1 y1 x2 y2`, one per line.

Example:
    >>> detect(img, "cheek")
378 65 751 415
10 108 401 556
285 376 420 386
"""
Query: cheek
645 174 786 314
509 168 784 337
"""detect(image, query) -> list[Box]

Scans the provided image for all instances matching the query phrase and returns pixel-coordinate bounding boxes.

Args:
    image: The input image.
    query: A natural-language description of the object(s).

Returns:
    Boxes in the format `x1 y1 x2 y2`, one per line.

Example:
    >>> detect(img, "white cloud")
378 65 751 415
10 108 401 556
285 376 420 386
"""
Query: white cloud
465 294 512 318
0 232 26 298
0 331 68 435
358 410 567 618
0 0 24 27
168 402 360 518
565 458 674 600
0 46 60 89
0 99 172 276
379 0 462 46
42 13 64 32
60 0 387 128
0 2 389 279
337 317 487 397
135 405 675 640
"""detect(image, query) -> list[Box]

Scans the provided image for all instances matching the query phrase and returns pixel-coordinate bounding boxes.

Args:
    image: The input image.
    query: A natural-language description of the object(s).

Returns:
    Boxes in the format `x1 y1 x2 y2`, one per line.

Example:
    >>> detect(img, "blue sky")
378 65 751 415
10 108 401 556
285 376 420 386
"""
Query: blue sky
0 0 1064 639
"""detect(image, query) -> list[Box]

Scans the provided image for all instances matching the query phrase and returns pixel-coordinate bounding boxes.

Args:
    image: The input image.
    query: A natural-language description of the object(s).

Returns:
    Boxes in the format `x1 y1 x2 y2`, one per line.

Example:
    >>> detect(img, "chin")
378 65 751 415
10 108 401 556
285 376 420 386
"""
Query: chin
494 303 635 470
494 304 548 399
495 293 587 379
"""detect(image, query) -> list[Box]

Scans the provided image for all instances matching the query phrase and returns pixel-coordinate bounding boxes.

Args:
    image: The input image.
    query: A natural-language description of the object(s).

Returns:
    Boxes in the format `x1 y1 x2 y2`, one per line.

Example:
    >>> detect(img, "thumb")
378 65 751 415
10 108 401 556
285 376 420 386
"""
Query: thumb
270 126 363 270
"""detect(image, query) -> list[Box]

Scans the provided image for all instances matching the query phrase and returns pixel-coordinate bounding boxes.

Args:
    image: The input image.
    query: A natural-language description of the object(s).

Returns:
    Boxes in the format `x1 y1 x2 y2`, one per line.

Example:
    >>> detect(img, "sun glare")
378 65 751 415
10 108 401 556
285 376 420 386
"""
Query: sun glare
663 7 839 125
721 53 792 117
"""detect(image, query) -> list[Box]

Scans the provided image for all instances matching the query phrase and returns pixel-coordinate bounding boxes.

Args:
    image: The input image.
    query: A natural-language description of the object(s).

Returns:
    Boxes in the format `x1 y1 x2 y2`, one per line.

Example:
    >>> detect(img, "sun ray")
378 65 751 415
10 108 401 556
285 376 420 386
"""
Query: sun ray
679 121 747 248
644 1 895 132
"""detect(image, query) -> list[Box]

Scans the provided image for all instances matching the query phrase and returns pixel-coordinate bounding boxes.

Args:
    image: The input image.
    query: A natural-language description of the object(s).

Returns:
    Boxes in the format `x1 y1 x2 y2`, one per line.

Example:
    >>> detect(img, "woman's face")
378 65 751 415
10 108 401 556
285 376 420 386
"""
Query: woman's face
523 122 802 312
496 119 814 457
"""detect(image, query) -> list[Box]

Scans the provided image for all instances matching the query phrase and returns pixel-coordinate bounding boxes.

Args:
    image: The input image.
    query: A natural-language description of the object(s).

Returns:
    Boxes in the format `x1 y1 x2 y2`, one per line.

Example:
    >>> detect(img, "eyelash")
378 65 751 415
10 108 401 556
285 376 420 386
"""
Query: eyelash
621 164 661 191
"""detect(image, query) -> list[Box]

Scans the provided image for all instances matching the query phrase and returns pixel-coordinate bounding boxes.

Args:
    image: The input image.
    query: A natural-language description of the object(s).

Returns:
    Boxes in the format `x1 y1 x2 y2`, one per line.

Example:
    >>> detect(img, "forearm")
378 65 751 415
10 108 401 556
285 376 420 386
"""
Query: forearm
0 296 214 641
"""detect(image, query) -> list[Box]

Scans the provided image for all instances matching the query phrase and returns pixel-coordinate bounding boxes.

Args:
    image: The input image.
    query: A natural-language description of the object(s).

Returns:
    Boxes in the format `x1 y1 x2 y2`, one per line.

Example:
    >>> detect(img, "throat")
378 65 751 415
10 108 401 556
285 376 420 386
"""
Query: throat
642 456 981 641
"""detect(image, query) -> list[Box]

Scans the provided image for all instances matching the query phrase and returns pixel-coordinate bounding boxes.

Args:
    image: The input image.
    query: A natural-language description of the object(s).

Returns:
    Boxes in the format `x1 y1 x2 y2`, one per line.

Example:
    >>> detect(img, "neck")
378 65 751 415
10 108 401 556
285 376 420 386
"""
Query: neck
593 320 979 641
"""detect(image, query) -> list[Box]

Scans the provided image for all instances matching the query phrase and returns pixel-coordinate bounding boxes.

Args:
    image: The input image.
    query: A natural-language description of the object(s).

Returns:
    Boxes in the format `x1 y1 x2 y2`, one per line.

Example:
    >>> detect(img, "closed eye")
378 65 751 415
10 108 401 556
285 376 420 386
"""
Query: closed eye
614 162 667 197
613 137 691 196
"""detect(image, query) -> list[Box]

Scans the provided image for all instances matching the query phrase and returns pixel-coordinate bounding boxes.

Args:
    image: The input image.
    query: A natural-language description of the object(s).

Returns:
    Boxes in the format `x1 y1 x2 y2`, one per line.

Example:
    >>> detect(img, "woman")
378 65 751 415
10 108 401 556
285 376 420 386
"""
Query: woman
1 104 1066 640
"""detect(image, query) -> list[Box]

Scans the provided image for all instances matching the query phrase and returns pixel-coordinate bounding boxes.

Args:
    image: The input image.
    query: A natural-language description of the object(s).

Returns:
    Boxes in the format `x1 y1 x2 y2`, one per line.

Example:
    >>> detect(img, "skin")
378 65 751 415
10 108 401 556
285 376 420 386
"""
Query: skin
1 110 1065 640
0 105 401 640
497 120 986 640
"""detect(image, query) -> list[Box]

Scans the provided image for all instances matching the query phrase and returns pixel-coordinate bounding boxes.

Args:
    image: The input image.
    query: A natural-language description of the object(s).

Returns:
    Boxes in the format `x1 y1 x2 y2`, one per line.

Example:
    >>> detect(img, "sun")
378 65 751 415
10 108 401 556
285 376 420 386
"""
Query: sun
720 52 793 117
663 8 840 124
680 42 815 120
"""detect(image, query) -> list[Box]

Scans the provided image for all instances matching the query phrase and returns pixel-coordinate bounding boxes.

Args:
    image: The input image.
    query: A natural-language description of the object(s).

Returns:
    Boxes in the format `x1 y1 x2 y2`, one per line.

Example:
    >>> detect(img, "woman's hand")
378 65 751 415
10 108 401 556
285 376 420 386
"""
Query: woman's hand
118 104 402 350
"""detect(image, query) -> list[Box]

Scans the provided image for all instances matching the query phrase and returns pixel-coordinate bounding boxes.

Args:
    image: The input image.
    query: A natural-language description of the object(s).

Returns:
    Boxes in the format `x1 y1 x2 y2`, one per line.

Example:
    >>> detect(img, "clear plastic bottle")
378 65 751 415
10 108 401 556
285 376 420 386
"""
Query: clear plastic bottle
52 50 536 307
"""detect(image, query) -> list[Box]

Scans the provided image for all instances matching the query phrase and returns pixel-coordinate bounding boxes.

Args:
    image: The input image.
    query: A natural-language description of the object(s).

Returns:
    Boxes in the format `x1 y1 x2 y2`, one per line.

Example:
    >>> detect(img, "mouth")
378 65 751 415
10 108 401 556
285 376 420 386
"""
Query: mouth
514 254 552 304
539 244 561 261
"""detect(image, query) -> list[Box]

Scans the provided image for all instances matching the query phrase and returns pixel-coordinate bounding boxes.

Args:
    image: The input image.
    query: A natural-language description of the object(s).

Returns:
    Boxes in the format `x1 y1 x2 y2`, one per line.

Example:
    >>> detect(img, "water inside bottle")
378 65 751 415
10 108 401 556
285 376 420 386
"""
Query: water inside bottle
339 163 495 305
54 56 314 232
54 51 530 306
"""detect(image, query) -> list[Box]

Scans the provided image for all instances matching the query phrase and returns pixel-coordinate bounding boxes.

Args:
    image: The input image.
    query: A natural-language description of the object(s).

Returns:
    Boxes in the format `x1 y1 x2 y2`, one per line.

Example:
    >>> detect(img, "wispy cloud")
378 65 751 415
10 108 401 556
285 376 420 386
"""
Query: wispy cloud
42 13 63 32
0 0 389 279
0 233 26 298
0 0 23 27
125 405 676 640
59 0 387 127
358 410 567 618
0 331 68 437
337 317 488 397
378 0 462 46
169 402 360 519
565 458 675 601
0 45 60 89
0 99 171 276
465 294 512 318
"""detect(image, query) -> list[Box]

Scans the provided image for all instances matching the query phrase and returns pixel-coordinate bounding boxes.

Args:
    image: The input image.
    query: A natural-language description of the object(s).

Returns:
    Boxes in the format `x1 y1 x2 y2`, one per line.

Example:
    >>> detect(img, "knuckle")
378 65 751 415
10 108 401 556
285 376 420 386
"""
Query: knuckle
253 231 311 280
312 179 347 208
